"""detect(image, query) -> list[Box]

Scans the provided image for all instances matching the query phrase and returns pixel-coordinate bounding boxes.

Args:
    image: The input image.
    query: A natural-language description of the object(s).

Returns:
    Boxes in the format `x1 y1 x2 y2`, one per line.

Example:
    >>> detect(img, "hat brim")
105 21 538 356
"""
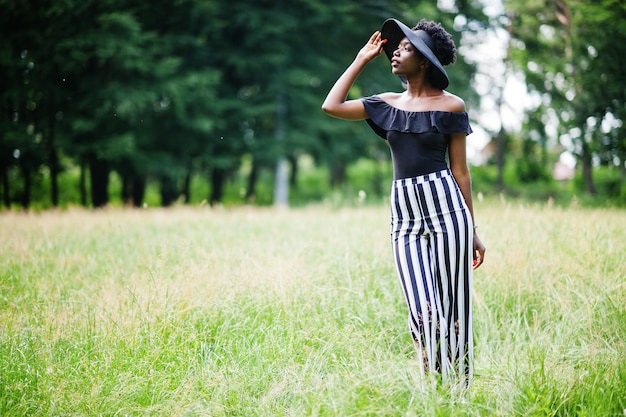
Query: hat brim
381 18 449 90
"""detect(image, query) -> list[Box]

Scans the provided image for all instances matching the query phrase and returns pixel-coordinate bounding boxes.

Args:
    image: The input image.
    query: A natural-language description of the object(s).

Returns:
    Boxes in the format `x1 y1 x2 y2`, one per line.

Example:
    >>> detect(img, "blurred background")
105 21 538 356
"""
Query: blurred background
1 0 624 210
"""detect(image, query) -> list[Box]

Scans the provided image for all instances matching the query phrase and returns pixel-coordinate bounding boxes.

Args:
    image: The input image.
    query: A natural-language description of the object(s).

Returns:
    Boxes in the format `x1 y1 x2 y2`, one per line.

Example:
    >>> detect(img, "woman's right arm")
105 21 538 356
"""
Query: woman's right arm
321 31 386 120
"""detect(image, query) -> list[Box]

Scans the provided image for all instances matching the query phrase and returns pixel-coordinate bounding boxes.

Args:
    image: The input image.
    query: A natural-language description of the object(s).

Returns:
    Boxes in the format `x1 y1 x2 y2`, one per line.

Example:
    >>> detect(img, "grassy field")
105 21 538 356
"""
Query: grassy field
1 199 625 416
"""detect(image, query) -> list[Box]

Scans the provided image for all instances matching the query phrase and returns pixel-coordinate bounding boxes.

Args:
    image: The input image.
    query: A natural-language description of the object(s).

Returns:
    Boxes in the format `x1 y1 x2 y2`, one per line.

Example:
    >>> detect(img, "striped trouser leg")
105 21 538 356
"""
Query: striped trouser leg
390 169 474 384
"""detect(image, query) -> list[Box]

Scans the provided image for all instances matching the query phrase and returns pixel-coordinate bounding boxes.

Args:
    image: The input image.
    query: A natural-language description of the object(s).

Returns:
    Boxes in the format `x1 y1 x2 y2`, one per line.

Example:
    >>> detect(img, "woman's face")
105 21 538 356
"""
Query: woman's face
391 37 427 77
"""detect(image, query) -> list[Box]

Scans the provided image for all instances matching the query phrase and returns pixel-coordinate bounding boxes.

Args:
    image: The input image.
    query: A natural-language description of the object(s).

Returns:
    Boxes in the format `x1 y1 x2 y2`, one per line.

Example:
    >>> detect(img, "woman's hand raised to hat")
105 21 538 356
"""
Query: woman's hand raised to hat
321 30 386 119
356 31 386 63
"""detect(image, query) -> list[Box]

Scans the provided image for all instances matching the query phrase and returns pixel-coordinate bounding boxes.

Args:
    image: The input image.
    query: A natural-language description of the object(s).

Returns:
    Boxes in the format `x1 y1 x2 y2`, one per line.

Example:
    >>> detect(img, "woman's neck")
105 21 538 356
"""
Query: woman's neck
404 77 441 98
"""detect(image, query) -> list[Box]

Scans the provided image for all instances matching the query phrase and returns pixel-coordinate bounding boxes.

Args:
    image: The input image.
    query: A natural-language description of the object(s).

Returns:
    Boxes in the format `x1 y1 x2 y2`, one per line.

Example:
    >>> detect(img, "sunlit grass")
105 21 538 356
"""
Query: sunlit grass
1 200 625 416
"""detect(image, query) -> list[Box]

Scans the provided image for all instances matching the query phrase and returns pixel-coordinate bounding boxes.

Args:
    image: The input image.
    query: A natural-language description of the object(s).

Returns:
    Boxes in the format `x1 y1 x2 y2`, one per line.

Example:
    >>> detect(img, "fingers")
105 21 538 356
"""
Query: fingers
472 254 482 270
357 31 386 62
473 248 485 270
368 31 386 48
368 31 381 43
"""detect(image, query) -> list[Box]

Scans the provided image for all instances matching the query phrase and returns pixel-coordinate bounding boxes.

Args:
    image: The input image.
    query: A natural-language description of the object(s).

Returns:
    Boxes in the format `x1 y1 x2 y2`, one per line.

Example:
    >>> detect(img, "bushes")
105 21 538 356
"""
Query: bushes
470 161 625 207
2 156 624 210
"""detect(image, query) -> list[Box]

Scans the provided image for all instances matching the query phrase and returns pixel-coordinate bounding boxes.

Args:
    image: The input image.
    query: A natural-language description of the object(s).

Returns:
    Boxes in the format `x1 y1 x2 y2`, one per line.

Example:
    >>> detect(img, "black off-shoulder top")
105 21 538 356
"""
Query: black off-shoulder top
361 96 473 179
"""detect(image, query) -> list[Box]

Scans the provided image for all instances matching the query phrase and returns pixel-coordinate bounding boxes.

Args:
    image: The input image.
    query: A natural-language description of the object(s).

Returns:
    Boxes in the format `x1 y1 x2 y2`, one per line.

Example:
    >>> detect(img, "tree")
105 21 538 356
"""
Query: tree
574 0 626 182
129 0 221 206
0 0 58 209
504 0 626 195
0 0 487 209
61 3 166 207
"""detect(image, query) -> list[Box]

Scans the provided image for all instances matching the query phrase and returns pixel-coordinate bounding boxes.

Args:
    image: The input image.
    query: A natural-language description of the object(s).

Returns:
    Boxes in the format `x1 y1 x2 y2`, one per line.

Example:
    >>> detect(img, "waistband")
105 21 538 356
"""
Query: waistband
393 169 451 186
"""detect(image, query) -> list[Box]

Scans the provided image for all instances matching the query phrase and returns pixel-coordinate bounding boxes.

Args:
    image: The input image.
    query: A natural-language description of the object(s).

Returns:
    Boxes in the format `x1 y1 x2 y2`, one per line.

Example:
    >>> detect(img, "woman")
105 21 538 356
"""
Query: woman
322 18 486 384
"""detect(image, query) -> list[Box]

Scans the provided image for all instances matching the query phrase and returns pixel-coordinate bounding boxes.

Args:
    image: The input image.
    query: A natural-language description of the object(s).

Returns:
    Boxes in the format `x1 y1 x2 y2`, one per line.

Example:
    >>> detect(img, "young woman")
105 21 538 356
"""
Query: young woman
322 18 486 384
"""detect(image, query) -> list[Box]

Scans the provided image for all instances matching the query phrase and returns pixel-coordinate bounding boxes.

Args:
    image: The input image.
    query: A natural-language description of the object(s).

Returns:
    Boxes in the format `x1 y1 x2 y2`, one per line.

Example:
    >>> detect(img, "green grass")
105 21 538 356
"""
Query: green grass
1 199 625 416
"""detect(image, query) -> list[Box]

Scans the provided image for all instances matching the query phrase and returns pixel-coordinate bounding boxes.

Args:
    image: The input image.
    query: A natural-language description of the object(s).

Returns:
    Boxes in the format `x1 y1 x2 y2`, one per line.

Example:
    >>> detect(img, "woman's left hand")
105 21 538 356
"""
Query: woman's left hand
472 233 486 270
355 31 386 63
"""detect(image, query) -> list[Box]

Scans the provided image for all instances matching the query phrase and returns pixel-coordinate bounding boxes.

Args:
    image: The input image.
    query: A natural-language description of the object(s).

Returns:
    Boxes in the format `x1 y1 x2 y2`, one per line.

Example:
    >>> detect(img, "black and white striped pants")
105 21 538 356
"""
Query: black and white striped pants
390 169 473 383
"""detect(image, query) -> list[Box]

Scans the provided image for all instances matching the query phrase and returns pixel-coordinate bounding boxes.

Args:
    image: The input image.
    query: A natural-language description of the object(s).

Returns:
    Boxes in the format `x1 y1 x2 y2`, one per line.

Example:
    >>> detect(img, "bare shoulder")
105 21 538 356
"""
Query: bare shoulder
378 91 403 104
441 91 467 112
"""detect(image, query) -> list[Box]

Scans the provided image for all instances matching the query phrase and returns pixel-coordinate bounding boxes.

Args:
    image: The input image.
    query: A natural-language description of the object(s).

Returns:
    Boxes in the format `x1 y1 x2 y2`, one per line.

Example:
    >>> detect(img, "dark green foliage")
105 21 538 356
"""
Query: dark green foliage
0 1 511 209
503 0 626 196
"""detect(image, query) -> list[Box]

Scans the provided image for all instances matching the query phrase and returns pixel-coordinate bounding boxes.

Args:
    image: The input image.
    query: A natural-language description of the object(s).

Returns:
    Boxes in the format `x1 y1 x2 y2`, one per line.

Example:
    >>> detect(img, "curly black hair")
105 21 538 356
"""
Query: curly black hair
413 19 456 66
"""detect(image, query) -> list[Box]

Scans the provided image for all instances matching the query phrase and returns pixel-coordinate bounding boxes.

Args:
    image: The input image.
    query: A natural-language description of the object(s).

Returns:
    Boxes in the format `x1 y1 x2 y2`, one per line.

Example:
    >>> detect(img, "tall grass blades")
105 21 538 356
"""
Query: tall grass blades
1 202 625 416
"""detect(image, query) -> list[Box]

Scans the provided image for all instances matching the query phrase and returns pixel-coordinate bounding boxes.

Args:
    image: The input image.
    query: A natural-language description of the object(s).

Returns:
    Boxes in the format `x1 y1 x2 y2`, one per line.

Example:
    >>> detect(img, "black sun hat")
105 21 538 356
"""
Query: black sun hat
381 18 449 90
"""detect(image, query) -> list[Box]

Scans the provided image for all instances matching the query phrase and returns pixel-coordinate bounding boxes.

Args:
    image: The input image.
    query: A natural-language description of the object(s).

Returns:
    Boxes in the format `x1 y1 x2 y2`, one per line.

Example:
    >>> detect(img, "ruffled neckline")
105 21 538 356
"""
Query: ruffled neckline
361 96 473 139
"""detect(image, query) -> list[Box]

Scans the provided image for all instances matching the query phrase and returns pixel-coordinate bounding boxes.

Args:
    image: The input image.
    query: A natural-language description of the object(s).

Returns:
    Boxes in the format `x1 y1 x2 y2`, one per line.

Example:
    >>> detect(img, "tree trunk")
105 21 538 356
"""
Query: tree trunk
581 143 596 195
121 175 131 204
79 161 88 207
182 167 191 204
246 159 258 202
89 158 110 208
274 157 289 207
132 176 146 207
288 155 298 188
273 91 288 207
49 149 59 207
495 129 506 192
20 162 31 210
48 114 59 207
210 167 225 206
121 172 147 207
1 164 9 208
330 161 346 187
160 175 178 207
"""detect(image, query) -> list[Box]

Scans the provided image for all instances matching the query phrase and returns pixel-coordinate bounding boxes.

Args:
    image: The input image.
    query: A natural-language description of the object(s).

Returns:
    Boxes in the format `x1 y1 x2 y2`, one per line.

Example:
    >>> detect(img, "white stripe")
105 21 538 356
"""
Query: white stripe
390 172 473 383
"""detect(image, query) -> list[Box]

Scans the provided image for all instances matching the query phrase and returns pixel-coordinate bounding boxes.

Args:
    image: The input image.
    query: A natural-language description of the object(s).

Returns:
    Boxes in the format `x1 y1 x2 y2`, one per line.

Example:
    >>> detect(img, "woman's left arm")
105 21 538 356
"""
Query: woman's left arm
449 132 486 269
